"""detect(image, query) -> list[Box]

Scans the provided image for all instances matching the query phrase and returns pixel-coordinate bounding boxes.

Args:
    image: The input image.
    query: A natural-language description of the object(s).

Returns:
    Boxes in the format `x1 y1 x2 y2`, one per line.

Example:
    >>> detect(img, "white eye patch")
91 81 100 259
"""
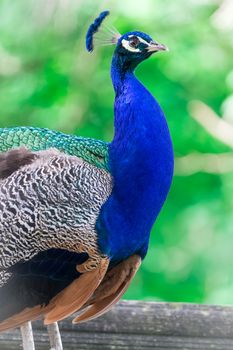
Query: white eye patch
128 35 150 46
121 36 150 52
121 39 141 52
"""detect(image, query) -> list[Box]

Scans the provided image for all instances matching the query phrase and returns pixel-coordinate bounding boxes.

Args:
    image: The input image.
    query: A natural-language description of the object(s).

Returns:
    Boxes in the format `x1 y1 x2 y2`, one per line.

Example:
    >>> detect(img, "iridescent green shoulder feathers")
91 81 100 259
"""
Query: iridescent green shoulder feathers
0 127 109 171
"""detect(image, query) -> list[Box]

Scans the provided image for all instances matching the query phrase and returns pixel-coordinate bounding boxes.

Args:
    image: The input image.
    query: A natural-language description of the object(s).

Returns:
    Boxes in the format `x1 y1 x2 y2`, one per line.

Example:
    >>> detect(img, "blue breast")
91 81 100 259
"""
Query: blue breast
96 67 174 263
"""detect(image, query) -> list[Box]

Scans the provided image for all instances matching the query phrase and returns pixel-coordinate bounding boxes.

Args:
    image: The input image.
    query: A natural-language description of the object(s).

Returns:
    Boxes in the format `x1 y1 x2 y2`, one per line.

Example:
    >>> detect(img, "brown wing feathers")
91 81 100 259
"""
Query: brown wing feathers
0 257 109 330
44 257 109 324
0 255 140 330
0 305 50 332
73 255 141 324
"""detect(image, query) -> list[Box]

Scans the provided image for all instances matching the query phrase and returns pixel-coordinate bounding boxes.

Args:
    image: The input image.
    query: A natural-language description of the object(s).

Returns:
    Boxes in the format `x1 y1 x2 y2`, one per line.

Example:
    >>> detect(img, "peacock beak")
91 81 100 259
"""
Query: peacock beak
147 41 168 53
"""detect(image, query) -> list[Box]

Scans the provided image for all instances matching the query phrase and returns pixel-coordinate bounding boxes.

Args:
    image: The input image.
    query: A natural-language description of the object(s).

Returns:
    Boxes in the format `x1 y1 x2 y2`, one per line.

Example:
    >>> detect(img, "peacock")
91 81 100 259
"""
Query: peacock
0 11 174 349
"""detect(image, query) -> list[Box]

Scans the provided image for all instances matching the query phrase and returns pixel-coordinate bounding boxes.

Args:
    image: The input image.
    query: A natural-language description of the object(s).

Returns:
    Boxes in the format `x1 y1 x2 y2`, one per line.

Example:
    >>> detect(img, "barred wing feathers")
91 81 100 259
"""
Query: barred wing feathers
0 148 141 330
0 148 111 329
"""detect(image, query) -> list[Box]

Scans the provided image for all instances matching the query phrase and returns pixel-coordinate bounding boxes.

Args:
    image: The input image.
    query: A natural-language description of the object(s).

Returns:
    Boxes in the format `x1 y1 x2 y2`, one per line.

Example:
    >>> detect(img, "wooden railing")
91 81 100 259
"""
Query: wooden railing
0 300 233 349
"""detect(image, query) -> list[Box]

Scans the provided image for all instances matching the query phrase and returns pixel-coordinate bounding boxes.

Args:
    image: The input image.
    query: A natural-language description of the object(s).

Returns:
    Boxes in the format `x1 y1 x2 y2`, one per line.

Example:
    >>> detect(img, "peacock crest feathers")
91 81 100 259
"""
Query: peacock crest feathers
86 10 121 52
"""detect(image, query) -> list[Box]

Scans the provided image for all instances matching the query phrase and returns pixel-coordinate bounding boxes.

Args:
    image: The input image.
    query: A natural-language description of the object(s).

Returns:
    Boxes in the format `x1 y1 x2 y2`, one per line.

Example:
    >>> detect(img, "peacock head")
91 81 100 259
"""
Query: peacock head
114 31 167 71
86 11 168 72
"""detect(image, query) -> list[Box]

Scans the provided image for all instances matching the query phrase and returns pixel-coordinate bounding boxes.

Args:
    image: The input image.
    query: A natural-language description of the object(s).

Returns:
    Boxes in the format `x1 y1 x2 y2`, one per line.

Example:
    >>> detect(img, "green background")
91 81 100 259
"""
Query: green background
0 0 233 304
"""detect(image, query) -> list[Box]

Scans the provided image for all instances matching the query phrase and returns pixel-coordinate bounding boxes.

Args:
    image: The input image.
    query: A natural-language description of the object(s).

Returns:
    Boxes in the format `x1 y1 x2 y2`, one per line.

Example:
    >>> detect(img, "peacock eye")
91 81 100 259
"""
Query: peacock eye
129 36 140 48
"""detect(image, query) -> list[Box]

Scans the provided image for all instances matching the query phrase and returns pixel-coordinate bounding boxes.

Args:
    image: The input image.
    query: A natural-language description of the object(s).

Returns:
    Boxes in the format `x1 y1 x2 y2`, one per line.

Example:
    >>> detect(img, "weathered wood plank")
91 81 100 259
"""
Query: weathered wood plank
1 301 233 350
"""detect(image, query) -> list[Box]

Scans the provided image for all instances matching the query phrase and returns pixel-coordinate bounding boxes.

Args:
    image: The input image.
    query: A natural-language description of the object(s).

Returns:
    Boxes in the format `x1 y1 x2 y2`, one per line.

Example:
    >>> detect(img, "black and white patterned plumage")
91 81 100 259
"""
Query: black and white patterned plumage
0 148 112 320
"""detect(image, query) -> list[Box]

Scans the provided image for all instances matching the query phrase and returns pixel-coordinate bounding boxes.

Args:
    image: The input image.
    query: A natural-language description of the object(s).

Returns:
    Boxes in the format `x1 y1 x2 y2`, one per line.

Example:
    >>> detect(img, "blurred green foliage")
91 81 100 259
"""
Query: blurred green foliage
0 0 233 304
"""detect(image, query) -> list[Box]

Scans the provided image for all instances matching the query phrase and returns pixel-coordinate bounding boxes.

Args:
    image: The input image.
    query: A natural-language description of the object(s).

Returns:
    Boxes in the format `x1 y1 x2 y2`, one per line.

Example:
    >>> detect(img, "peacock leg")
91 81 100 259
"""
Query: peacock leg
47 322 63 350
20 321 35 350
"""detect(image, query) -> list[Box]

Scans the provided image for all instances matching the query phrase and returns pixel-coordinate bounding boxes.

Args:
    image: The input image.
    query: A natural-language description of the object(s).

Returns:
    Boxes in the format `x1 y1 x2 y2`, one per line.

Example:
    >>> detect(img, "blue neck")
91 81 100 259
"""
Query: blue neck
111 53 135 95
97 53 174 262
